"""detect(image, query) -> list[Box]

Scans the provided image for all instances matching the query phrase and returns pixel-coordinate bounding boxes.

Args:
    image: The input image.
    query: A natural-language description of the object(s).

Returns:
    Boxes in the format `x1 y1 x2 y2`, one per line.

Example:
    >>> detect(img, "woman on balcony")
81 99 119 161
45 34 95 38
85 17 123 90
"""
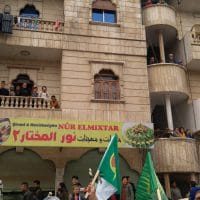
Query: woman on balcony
179 127 186 138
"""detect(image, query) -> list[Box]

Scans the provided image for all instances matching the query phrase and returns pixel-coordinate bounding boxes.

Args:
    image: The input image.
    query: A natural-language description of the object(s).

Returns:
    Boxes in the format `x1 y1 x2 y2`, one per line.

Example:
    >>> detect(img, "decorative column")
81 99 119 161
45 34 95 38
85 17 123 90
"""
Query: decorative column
158 30 166 63
164 174 171 199
55 168 65 193
165 95 174 131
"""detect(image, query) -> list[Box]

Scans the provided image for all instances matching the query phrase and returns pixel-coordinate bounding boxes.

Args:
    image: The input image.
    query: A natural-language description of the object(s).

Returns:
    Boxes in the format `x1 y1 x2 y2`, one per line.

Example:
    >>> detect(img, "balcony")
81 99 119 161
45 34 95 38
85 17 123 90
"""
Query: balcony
0 96 53 109
142 3 177 44
151 138 200 173
143 3 176 28
0 17 64 49
0 96 61 119
13 17 64 33
148 63 189 98
185 25 200 70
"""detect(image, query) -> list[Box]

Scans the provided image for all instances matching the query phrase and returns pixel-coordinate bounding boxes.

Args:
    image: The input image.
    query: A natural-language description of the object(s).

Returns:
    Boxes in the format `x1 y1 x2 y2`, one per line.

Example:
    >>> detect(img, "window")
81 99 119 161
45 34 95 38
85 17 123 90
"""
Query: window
94 69 120 100
19 4 39 18
92 9 116 23
92 0 116 23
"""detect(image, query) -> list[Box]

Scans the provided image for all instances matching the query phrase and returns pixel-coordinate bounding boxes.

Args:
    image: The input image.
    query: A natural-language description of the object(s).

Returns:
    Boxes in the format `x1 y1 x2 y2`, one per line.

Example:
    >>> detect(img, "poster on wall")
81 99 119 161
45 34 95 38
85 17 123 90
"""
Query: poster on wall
0 118 154 148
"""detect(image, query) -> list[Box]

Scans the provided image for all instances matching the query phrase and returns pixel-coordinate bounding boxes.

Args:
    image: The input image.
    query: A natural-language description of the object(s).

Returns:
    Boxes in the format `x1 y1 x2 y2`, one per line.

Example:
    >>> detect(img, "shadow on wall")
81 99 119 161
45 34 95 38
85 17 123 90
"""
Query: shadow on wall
0 148 55 192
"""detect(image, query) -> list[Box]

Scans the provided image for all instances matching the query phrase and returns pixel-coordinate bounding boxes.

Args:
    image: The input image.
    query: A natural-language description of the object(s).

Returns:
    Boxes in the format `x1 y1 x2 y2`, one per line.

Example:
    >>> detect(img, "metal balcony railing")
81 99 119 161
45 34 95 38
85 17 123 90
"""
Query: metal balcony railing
13 16 64 33
0 96 51 109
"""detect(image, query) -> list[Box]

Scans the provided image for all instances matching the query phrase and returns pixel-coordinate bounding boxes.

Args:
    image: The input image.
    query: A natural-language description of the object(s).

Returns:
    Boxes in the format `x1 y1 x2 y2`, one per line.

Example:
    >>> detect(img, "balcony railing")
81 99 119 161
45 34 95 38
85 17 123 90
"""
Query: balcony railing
13 16 64 33
191 24 200 44
0 96 51 109
148 63 189 96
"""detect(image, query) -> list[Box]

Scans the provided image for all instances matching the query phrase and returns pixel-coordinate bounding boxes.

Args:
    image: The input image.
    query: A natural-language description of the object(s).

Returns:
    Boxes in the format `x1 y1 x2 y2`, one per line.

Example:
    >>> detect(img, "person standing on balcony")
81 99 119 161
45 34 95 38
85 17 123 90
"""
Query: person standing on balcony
19 82 31 96
31 86 39 97
148 56 156 65
50 95 60 109
15 85 21 96
179 127 186 138
39 86 49 108
167 53 176 63
9 86 16 96
0 81 9 96
171 128 180 137
186 129 193 138
39 86 49 100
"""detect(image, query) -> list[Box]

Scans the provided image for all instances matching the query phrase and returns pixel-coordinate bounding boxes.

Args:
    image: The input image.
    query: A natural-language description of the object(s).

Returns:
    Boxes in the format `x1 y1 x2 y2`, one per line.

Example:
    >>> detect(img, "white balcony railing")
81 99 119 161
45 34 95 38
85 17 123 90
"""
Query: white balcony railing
0 96 51 109
13 16 64 33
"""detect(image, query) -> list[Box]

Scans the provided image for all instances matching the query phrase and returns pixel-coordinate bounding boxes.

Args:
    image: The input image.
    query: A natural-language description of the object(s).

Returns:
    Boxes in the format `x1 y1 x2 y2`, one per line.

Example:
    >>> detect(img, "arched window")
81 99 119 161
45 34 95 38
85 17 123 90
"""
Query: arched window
19 4 39 18
92 0 117 23
94 69 120 100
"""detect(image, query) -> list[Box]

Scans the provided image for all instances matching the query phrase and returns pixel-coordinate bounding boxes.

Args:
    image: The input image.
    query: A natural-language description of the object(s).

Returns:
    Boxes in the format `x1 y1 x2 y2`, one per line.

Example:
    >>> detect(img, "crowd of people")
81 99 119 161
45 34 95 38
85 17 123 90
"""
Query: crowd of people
154 127 194 139
0 81 59 109
20 178 200 200
171 127 193 138
20 175 136 200
148 53 183 65
171 180 200 200
142 0 169 8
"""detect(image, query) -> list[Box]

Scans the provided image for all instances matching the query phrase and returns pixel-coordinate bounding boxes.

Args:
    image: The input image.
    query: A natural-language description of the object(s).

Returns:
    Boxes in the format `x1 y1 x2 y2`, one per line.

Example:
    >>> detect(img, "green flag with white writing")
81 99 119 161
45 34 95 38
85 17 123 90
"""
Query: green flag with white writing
96 134 121 200
135 152 168 200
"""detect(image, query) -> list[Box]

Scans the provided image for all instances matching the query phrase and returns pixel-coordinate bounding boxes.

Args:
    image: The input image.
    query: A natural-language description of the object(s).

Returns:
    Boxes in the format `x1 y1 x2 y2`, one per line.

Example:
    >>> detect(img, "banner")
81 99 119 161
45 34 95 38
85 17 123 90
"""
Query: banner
0 118 154 148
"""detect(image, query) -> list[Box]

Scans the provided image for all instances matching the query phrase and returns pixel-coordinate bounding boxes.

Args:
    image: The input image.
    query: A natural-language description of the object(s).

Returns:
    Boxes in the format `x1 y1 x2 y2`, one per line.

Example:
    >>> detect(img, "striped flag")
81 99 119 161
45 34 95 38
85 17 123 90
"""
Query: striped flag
135 152 168 200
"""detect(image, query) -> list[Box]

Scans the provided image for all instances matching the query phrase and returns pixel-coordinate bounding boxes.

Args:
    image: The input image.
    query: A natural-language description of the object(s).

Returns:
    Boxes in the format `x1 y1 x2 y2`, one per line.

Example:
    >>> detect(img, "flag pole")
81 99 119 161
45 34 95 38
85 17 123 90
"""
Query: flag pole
157 188 161 200
85 169 100 198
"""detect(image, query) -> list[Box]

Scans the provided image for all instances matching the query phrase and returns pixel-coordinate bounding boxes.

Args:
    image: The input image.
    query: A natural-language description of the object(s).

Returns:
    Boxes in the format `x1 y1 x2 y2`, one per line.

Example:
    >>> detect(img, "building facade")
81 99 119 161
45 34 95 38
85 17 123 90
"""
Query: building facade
0 0 199 199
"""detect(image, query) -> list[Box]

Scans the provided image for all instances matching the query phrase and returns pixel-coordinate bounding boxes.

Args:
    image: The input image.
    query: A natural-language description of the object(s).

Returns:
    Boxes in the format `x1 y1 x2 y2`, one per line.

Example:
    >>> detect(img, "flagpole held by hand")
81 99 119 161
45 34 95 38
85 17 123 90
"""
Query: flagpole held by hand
85 170 100 198
157 188 161 200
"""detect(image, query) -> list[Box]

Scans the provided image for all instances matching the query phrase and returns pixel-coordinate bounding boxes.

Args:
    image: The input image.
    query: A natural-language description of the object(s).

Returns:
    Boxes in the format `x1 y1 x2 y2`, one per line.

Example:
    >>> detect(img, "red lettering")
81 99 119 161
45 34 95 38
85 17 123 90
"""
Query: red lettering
78 125 83 130
58 124 66 129
114 126 119 131
58 123 76 130
13 130 20 141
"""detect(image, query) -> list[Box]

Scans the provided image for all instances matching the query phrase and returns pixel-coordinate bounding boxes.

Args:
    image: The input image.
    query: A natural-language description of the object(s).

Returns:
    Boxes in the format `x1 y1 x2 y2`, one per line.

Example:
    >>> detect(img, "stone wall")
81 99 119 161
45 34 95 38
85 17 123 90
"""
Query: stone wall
60 0 150 123
0 0 64 21
0 60 61 100
188 70 200 100
176 11 200 39
64 0 145 41
61 50 150 122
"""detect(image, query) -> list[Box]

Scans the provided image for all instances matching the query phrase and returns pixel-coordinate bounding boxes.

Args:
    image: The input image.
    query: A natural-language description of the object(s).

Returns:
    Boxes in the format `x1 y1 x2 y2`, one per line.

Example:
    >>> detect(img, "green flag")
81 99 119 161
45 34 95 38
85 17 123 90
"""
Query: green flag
96 134 121 200
136 152 168 200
